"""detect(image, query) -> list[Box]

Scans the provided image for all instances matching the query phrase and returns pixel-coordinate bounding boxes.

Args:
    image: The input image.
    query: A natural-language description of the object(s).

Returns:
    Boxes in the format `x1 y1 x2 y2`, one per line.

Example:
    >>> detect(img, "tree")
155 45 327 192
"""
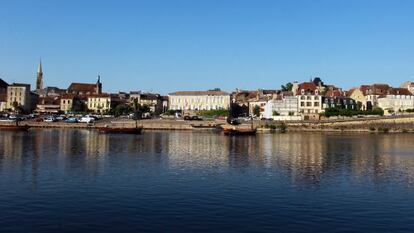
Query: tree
272 110 280 116
253 105 261 117
281 82 293 92
208 88 221 91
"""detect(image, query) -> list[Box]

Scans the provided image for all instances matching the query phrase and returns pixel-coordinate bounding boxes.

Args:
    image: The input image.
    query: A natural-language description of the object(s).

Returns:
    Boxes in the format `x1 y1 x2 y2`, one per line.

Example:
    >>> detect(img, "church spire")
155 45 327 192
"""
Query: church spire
36 59 43 90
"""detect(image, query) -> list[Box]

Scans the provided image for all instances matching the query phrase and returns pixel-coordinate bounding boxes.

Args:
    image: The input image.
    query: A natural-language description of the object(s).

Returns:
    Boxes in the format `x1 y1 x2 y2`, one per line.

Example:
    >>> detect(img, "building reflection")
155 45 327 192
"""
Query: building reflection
1 130 414 188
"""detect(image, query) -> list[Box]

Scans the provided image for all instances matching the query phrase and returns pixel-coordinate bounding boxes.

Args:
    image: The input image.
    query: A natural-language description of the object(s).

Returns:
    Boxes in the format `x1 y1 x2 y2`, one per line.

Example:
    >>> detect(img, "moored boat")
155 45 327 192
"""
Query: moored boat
0 124 30 131
222 124 257 136
97 126 143 134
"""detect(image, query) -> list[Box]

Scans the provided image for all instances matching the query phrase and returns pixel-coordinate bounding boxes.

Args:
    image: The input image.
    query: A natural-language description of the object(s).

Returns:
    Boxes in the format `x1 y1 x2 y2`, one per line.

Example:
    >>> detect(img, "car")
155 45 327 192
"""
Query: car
65 117 78 123
44 117 57 122
56 115 67 121
79 115 95 123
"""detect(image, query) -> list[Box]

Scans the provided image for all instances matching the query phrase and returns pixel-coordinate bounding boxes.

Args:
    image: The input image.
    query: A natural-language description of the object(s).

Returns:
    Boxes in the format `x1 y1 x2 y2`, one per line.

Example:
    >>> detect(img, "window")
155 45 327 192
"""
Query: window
301 102 305 106
306 102 312 107
314 102 319 106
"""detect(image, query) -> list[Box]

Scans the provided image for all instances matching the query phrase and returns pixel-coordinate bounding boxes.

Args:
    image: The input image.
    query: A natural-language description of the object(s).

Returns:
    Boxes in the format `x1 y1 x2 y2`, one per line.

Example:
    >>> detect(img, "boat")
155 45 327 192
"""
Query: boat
222 124 257 136
0 123 30 131
97 126 143 134
97 119 143 134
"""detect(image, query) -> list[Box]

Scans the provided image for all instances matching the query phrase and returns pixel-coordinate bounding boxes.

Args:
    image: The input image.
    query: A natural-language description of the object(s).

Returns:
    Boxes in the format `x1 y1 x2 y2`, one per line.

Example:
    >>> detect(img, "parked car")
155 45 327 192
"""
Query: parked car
44 117 57 123
65 117 78 123
56 115 67 121
79 115 95 123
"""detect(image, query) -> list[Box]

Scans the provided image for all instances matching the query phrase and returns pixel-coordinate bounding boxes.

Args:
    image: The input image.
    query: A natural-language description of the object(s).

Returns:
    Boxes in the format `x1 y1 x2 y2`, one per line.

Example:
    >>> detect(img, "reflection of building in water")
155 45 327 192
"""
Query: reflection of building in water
260 133 414 187
166 132 230 170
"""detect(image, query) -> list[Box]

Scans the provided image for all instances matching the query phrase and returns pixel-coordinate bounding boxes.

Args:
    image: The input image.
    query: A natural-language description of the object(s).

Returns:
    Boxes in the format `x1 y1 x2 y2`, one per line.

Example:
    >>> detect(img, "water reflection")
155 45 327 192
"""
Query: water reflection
1 130 414 187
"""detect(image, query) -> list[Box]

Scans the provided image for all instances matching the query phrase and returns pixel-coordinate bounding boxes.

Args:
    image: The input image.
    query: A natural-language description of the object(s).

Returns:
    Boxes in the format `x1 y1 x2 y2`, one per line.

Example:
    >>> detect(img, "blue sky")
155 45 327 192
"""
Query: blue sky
1 0 414 94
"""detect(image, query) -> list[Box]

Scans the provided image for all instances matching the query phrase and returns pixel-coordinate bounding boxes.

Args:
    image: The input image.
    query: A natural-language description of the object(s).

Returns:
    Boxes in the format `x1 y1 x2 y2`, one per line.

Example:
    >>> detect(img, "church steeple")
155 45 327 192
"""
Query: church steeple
36 59 43 90
96 75 102 94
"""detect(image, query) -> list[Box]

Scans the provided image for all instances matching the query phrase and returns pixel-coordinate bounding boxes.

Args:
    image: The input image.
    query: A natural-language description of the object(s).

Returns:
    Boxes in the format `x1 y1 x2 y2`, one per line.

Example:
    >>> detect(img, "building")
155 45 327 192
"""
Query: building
248 99 267 117
6 83 37 113
87 93 111 113
295 82 323 120
35 86 66 98
60 94 85 113
35 96 61 114
87 93 120 113
348 84 390 110
401 81 414 94
263 95 301 120
377 88 414 114
168 90 230 111
0 79 9 112
36 60 43 90
129 91 165 114
67 76 102 96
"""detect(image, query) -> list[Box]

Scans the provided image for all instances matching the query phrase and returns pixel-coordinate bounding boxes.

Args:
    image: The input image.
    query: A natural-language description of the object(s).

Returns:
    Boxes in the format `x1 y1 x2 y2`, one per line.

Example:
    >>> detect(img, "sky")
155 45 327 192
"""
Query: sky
1 0 414 94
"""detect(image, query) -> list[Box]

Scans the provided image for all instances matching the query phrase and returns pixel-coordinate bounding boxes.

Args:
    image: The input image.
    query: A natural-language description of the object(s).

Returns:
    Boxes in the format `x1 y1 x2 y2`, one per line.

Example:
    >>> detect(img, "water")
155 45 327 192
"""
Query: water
0 129 414 233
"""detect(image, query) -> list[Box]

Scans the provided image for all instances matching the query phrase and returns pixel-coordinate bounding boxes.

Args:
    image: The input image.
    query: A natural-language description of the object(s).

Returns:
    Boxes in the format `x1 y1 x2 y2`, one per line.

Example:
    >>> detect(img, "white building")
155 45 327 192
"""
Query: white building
377 88 414 114
263 96 301 120
168 91 230 111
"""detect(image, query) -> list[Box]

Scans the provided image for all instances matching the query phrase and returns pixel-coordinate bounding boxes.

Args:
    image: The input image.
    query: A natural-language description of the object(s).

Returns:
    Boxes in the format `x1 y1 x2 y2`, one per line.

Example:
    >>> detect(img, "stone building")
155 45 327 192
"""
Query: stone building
6 83 37 113
168 90 230 111
263 95 300 120
295 82 323 120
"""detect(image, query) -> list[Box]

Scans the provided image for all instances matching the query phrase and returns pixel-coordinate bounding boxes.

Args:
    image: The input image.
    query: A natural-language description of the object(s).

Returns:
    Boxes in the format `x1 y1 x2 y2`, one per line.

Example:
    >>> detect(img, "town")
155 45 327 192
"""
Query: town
1 61 414 125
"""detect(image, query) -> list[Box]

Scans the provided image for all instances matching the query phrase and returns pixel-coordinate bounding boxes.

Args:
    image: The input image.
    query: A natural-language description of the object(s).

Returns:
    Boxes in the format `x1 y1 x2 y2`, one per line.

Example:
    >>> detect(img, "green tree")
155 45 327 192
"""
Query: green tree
208 88 221 91
281 82 293 92
253 105 261 117
272 110 280 116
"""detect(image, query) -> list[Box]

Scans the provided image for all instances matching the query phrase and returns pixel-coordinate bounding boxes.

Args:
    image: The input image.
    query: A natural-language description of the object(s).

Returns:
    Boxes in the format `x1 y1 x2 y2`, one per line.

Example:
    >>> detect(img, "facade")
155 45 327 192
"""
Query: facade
348 88 367 110
168 91 230 111
60 94 78 113
377 88 414 114
323 96 357 109
248 99 267 117
35 97 61 114
295 82 323 120
0 79 9 112
6 83 35 113
263 96 300 120
87 94 111 113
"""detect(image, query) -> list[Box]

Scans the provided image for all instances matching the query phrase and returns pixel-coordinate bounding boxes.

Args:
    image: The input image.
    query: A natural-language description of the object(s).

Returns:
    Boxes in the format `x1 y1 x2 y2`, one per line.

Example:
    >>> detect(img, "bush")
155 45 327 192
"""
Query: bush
322 107 384 118
197 109 228 118
378 127 389 133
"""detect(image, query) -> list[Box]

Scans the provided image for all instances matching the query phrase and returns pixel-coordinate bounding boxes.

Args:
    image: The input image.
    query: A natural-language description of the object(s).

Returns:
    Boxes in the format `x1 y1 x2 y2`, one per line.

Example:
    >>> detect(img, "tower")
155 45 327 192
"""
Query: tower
96 75 102 94
36 60 43 90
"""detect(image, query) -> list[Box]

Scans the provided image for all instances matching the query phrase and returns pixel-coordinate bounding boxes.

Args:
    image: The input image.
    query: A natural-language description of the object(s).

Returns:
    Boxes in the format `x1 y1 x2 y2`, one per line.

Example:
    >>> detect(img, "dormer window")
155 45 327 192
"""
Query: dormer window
315 90 319 95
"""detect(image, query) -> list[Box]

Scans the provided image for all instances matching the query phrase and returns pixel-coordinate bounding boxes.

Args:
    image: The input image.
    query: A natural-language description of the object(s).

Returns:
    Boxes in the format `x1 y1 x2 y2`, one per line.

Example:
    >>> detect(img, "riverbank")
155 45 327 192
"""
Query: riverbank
2 115 414 133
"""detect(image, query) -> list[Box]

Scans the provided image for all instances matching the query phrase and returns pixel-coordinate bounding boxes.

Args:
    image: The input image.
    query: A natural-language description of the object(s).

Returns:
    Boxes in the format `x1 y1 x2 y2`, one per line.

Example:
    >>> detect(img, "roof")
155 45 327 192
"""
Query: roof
61 93 77 99
10 83 30 87
68 83 96 92
87 93 110 98
388 88 412 95
325 89 343 97
297 82 318 95
169 90 229 96
0 79 9 88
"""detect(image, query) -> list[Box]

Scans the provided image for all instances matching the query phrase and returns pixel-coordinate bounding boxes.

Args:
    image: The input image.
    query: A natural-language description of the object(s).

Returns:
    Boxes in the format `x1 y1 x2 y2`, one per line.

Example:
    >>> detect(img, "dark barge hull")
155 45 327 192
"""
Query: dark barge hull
0 125 30 131
97 127 143 134
223 128 256 136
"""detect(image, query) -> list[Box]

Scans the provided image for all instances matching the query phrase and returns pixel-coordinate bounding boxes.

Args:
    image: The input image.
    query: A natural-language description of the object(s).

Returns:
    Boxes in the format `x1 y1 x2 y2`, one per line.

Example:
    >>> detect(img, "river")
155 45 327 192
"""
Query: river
0 129 413 232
